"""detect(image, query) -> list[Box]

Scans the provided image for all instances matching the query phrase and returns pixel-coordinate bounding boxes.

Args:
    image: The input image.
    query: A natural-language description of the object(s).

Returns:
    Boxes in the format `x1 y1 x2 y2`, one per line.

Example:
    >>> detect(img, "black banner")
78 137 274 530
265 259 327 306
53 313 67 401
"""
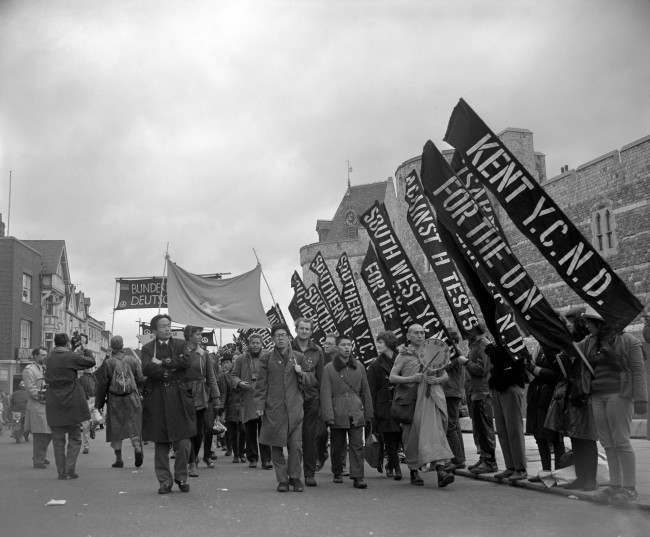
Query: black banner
420 140 574 352
403 170 480 338
359 202 455 352
116 278 167 310
360 245 408 344
444 98 643 330
289 271 331 344
310 252 355 338
266 305 292 335
336 252 378 364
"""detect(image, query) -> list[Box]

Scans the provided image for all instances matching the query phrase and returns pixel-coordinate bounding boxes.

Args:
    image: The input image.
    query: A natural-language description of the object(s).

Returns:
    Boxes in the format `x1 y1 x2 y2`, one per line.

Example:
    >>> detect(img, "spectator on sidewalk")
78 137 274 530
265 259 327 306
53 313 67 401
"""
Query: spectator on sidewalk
45 333 95 480
580 308 648 505
367 331 402 480
465 329 498 475
321 334 373 489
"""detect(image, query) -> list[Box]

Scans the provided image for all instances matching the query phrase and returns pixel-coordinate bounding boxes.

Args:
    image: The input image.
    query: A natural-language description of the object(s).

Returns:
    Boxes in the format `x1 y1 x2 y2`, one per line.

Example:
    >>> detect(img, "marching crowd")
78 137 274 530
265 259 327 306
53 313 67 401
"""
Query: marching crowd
10 308 649 506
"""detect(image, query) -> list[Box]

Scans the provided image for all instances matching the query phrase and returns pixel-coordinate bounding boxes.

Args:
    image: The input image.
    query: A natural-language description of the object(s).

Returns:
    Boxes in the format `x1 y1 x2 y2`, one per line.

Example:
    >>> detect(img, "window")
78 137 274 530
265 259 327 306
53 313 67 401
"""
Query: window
591 203 618 257
45 295 55 315
44 332 54 351
22 273 32 303
20 320 32 348
346 225 358 240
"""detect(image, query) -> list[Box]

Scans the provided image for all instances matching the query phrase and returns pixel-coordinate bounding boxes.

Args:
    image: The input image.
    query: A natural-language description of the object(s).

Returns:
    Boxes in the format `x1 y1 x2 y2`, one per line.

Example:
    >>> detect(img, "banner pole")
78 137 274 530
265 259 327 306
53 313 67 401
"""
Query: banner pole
252 248 280 316
157 243 170 314
110 279 118 335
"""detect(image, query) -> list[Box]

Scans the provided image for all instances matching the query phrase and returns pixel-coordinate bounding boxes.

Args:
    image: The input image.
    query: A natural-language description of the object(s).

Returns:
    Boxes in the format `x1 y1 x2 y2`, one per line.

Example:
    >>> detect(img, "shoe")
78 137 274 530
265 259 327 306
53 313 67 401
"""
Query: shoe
527 475 543 483
232 456 240 463
292 479 304 492
442 462 457 472
158 483 172 494
249 461 257 468
386 468 394 479
410 470 424 486
188 463 199 477
305 476 317 487
204 459 215 468
112 460 124 468
225 450 232 456
66 473 79 480
592 485 619 503
240 457 246 463
58 473 67 480
277 482 289 492
508 470 527 482
581 480 598 492
437 469 455 488
394 466 403 481
175 480 190 492
494 469 515 479
333 474 343 484
82 448 89 454
468 459 482 470
562 479 585 490
135 451 143 468
610 487 638 505
471 462 498 475
33 463 47 469
454 462 466 470
262 462 273 470
44 459 50 465
353 478 367 489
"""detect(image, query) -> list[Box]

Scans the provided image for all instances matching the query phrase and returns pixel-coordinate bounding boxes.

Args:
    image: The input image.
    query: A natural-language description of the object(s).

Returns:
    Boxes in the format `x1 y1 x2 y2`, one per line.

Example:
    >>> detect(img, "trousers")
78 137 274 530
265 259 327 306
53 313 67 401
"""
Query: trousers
51 425 82 477
271 425 302 484
245 418 271 464
32 432 51 466
470 397 496 463
189 408 206 464
331 426 364 479
154 439 191 485
302 398 322 477
492 386 527 471
226 421 246 458
571 437 598 485
445 396 466 464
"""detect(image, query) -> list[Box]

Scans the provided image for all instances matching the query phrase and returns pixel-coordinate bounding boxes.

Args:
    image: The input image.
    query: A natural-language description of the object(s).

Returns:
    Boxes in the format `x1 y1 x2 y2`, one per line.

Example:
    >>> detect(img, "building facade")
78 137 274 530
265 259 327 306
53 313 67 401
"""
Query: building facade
0 228 110 393
299 130 650 341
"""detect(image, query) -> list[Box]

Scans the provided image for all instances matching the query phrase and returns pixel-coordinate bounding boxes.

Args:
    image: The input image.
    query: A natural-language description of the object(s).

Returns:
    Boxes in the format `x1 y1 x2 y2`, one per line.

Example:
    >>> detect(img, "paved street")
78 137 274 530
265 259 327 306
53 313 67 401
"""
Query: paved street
1 433 648 537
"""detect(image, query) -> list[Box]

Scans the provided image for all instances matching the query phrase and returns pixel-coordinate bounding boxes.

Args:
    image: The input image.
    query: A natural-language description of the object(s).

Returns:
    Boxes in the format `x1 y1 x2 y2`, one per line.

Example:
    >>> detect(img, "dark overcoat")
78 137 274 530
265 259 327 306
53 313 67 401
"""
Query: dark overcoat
525 349 561 438
254 348 314 447
366 352 400 433
141 339 197 442
45 347 95 428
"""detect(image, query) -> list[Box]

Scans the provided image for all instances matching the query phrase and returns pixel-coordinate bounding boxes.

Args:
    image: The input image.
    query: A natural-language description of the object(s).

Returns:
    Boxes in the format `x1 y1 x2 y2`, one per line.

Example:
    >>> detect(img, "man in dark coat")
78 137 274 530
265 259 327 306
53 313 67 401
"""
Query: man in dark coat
254 325 315 492
141 314 196 494
45 333 95 479
291 317 325 487
321 334 373 489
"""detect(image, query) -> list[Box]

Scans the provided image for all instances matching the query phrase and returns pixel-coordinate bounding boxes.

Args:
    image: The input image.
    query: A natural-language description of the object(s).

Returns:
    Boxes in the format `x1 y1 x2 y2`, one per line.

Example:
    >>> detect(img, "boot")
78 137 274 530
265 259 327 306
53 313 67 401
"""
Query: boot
112 449 124 468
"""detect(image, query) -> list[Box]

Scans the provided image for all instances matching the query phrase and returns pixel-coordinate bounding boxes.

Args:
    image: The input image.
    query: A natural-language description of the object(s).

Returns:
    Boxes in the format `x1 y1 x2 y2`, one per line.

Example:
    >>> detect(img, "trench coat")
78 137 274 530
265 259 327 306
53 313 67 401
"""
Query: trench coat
141 339 197 442
44 347 95 428
320 354 373 429
254 348 314 447
95 349 144 442
232 351 264 423
22 362 50 434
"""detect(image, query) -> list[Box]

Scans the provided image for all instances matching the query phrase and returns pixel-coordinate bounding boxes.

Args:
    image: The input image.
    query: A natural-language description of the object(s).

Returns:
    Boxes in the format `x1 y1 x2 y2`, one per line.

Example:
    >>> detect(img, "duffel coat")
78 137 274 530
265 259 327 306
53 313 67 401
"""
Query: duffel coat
366 352 400 433
254 348 314 447
141 338 197 442
45 347 95 428
321 354 373 429
22 362 50 434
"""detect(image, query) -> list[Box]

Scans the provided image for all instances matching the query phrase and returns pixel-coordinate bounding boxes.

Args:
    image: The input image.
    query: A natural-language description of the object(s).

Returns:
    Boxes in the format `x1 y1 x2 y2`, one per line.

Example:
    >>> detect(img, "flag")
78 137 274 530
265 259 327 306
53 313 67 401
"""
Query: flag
444 98 643 330
360 245 408 344
336 252 378 364
166 261 268 328
403 169 481 338
420 140 574 353
359 202 456 352
289 272 330 344
115 277 167 310
310 251 355 338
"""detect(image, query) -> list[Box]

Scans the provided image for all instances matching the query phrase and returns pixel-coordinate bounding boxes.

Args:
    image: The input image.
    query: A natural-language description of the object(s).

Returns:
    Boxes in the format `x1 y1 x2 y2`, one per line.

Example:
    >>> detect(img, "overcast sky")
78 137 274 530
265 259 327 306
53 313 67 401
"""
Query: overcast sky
1 0 648 347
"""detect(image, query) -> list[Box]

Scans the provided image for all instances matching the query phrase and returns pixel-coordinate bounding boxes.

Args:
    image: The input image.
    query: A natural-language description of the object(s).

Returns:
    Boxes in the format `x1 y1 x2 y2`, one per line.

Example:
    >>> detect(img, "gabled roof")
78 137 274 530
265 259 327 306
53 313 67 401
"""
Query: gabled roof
22 240 70 283
324 181 390 241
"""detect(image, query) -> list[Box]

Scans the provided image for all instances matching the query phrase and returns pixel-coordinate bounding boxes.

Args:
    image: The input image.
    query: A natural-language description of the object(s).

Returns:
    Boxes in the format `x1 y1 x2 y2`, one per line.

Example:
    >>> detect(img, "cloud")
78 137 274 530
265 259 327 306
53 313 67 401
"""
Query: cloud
1 0 648 345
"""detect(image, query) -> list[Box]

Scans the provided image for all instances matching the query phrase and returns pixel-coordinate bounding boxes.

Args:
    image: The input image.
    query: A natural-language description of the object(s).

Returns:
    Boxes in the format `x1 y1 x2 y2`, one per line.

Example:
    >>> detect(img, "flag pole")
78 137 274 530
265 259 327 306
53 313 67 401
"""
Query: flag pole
252 248 280 316
158 243 170 314
110 279 118 334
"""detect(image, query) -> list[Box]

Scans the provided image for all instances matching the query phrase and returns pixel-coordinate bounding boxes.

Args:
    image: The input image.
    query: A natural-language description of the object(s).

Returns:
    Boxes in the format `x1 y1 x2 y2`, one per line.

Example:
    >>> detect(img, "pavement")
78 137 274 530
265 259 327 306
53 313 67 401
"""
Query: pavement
455 429 650 510
1 430 649 537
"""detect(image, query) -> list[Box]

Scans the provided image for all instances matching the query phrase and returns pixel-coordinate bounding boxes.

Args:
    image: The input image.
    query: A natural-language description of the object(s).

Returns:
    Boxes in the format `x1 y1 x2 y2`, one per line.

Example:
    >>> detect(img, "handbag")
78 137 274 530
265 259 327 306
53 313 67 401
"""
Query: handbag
364 432 382 470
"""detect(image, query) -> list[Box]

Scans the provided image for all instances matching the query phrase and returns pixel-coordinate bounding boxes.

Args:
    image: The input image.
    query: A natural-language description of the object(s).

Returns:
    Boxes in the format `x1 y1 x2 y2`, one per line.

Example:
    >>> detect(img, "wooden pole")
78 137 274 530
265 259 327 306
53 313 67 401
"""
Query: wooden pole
157 243 170 314
252 248 281 319
110 279 118 334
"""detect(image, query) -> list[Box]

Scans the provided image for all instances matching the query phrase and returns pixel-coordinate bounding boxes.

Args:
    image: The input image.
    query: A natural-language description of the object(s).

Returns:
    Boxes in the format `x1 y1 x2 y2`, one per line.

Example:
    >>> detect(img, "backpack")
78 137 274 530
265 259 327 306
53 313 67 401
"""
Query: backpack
108 355 137 395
